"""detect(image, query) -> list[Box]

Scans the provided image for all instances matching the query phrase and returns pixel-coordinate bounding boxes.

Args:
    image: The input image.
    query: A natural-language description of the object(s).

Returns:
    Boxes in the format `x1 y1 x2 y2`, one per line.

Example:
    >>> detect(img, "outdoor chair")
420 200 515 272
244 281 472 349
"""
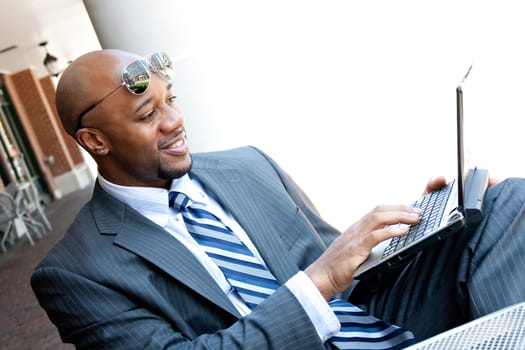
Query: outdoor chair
0 191 35 252
6 181 52 234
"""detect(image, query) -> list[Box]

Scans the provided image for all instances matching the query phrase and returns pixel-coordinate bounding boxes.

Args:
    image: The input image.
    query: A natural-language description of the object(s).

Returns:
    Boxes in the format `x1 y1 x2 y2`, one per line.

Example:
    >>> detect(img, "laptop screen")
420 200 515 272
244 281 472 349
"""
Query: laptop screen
456 64 473 210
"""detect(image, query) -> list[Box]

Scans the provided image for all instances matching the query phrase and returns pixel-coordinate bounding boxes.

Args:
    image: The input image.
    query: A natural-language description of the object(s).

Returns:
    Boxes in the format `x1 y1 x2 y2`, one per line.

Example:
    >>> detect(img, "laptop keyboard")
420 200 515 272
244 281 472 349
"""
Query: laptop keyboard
382 181 454 259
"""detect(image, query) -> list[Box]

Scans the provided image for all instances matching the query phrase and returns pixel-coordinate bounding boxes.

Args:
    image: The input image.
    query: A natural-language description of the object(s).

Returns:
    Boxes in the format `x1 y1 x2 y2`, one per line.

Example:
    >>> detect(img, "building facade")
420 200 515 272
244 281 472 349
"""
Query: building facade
0 68 93 204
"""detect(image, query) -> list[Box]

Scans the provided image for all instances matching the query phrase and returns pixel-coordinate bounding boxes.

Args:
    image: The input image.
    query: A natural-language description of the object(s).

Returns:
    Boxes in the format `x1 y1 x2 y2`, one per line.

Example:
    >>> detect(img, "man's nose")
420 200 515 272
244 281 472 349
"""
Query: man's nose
160 106 184 131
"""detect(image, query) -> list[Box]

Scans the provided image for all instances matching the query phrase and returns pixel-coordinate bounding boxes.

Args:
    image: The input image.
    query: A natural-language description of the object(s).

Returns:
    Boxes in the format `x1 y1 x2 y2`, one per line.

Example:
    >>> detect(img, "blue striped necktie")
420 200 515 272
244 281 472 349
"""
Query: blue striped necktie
169 191 415 349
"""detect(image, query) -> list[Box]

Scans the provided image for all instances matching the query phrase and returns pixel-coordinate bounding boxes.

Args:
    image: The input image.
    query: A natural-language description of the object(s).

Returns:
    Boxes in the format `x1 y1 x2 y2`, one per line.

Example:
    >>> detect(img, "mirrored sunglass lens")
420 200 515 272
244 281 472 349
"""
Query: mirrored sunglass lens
122 60 150 95
149 52 174 81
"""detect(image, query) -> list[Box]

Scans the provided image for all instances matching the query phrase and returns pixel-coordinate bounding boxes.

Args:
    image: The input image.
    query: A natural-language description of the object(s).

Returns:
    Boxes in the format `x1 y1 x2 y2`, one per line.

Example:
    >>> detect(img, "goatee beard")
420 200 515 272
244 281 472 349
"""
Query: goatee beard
158 156 193 180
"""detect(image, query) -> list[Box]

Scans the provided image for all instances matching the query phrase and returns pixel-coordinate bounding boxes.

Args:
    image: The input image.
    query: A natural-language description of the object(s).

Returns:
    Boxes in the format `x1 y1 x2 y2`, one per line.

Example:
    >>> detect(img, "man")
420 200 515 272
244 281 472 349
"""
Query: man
31 49 525 349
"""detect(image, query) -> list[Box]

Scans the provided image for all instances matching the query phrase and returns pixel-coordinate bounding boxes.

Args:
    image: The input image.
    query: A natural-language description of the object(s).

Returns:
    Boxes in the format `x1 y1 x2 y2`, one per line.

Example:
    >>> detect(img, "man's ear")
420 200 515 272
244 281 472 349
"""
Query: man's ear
75 128 109 157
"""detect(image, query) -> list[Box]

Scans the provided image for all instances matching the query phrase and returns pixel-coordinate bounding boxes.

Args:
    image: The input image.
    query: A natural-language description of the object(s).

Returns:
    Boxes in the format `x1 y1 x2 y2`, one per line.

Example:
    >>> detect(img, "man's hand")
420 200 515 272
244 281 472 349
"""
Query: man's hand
423 175 500 195
305 205 422 301
423 176 448 195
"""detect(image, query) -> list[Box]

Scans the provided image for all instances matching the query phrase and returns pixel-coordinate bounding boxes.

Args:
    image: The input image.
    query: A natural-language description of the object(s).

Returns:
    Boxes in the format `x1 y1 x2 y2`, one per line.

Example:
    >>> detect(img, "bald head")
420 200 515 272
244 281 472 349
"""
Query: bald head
55 49 141 136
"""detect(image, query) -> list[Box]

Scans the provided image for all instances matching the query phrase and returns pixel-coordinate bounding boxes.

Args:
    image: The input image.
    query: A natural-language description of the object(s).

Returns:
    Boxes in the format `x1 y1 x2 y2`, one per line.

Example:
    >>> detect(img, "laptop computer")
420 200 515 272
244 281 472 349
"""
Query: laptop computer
353 66 490 280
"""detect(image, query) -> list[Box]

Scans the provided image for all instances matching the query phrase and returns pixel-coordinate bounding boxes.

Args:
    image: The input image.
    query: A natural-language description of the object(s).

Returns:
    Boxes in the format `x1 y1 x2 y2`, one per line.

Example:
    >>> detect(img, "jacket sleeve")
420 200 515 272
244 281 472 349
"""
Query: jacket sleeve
31 264 329 349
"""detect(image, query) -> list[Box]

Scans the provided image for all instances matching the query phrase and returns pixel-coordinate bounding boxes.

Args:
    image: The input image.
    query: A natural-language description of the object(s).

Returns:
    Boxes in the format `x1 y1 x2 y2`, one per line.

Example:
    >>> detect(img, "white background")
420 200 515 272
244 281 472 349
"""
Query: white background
86 0 525 230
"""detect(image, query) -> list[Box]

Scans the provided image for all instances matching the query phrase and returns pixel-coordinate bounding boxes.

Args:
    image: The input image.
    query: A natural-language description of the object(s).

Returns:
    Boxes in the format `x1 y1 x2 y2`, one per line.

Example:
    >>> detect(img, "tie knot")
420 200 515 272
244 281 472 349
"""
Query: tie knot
168 191 191 211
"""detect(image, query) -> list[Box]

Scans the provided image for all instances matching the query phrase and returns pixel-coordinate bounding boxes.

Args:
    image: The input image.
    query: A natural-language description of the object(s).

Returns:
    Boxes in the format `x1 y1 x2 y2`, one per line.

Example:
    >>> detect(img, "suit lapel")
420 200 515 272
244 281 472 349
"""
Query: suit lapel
91 185 240 317
189 156 302 284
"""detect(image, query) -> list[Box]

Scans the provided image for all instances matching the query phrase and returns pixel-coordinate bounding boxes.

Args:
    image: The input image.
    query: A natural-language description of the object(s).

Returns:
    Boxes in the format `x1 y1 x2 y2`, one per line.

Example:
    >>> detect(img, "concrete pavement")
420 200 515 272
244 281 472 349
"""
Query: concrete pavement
0 183 94 350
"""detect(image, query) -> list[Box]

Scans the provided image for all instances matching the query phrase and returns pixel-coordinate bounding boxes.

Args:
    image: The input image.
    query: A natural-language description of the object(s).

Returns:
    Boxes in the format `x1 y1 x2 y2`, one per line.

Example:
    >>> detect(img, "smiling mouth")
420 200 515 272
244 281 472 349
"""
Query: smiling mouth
172 137 184 148
160 128 188 153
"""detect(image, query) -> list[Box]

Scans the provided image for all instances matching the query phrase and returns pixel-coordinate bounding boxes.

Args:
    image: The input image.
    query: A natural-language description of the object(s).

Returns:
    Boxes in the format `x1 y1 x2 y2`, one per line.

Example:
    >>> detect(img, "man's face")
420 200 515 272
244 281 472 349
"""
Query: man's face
92 74 192 187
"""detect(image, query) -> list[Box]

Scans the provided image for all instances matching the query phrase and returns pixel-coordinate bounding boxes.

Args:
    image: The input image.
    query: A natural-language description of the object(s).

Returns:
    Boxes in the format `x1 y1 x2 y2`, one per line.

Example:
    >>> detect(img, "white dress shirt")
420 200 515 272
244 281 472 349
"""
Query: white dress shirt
97 174 339 342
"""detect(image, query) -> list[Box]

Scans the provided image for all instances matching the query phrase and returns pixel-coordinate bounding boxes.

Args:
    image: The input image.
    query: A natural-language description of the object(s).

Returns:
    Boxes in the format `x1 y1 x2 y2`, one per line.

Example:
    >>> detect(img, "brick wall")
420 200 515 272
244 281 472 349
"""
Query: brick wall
2 71 56 197
0 69 92 201
39 76 85 166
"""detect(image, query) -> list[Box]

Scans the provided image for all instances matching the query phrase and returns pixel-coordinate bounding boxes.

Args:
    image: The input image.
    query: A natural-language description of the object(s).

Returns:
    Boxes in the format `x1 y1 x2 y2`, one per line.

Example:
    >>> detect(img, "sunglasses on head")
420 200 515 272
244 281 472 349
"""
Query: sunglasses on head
76 51 174 131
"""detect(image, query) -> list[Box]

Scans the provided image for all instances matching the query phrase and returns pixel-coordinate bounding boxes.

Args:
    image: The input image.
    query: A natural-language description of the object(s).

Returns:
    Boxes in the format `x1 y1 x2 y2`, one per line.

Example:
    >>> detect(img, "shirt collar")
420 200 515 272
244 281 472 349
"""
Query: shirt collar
168 174 208 206
97 174 206 227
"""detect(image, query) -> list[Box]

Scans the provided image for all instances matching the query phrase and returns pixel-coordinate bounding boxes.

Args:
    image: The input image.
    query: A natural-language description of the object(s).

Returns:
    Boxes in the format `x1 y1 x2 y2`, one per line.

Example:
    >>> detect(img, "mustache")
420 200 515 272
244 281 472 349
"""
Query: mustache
159 127 186 148
172 127 186 139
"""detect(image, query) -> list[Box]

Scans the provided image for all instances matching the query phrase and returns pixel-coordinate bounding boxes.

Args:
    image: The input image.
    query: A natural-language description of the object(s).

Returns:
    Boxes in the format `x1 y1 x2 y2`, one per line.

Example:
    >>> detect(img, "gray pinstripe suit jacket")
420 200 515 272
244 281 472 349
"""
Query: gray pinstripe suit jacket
31 146 341 349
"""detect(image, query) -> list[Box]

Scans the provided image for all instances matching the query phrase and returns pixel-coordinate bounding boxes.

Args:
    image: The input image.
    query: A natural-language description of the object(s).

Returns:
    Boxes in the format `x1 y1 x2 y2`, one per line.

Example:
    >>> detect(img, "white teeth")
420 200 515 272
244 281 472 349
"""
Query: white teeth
173 139 183 148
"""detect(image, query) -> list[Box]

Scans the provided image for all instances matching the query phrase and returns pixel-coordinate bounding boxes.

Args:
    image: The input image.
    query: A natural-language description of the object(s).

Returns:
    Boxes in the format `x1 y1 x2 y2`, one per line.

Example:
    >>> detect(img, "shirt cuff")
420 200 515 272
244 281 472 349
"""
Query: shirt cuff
285 271 340 342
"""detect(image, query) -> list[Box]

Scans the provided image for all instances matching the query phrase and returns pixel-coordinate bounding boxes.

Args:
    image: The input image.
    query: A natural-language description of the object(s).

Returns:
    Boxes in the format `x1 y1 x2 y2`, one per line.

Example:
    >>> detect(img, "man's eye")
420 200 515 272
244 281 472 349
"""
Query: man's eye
167 95 177 104
142 109 156 120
